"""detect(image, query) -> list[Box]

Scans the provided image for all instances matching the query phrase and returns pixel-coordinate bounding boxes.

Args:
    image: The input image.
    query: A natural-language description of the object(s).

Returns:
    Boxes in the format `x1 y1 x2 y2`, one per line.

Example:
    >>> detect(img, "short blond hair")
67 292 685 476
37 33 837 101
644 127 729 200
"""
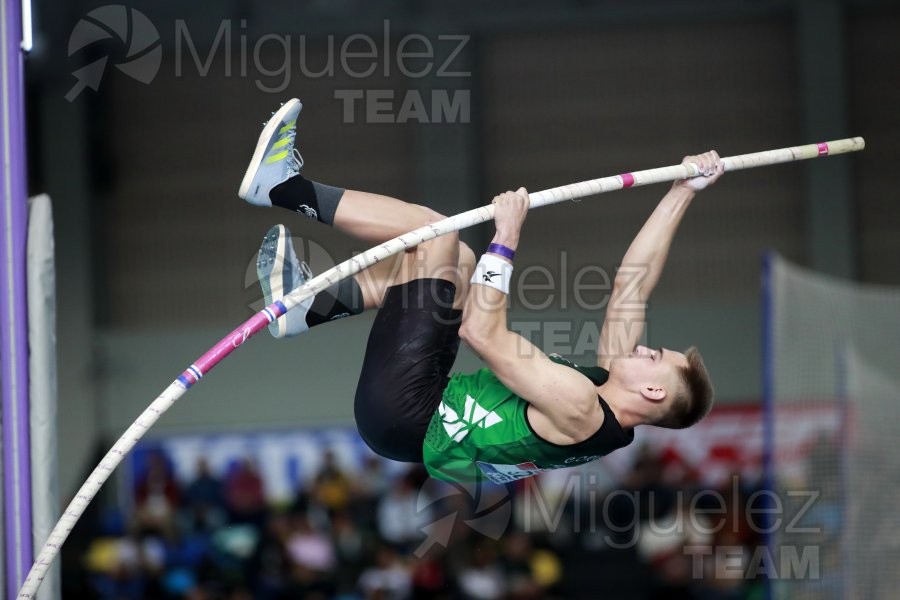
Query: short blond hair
654 346 714 429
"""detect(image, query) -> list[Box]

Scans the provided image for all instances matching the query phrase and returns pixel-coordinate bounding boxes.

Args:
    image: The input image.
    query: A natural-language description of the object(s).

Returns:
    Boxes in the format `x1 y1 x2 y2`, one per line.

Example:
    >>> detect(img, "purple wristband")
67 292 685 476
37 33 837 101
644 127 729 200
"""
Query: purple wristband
487 243 515 261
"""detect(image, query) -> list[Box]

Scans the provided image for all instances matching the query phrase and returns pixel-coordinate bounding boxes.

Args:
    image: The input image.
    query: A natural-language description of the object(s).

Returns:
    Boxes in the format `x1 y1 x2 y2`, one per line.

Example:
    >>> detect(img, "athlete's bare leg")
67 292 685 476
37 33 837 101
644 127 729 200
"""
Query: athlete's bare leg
331 189 475 310
333 189 444 243
351 222 476 311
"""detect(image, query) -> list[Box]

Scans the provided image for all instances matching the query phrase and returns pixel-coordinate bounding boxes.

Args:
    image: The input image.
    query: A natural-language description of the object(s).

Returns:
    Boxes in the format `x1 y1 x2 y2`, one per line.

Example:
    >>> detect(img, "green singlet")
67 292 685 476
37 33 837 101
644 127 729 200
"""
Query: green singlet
422 354 634 484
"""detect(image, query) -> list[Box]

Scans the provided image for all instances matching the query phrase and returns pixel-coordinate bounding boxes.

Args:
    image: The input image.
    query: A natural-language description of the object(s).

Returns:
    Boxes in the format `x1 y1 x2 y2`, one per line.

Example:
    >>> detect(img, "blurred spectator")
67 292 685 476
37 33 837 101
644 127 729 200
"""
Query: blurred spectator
282 516 338 600
211 522 261 584
225 458 267 526
358 544 412 599
499 532 562 599
377 473 433 552
253 511 292 598
83 532 144 600
286 513 337 574
355 455 391 529
638 497 712 599
691 479 759 599
411 552 453 599
693 529 748 600
500 531 532 582
457 542 506 600
624 443 678 522
331 509 368 590
184 457 226 529
135 450 180 534
358 455 390 495
525 545 563 598
312 450 354 515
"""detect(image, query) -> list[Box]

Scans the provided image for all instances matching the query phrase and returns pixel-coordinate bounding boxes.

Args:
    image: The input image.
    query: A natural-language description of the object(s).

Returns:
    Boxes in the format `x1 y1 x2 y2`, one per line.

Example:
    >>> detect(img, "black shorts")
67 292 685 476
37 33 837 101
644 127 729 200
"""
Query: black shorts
354 278 462 462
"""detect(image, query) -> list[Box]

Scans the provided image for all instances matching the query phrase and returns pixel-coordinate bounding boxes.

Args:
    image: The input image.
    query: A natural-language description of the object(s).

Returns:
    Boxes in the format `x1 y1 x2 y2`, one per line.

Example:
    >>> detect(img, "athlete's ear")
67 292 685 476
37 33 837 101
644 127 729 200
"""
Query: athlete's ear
640 386 667 402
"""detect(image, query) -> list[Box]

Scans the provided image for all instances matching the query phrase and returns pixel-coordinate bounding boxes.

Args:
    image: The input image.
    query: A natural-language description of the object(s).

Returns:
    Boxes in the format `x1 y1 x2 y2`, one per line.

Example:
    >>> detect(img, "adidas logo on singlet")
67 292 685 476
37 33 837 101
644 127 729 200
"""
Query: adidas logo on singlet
439 395 502 442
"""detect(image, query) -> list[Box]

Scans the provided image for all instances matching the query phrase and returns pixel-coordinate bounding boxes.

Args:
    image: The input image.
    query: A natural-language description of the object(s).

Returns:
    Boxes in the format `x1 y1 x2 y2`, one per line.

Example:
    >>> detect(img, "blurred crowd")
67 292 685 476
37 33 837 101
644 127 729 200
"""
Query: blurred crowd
71 446 768 600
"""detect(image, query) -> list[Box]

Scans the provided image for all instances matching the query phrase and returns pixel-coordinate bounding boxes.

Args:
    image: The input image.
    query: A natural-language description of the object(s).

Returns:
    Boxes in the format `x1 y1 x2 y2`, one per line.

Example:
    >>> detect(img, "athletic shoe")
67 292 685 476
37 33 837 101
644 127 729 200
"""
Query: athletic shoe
257 224 315 338
239 98 303 207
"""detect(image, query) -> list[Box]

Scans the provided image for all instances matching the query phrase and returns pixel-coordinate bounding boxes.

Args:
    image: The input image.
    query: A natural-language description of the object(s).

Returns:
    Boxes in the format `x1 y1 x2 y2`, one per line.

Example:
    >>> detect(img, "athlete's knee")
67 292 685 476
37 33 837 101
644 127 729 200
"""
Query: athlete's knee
354 386 389 441
417 226 458 255
413 204 447 226
354 387 423 462
402 205 450 255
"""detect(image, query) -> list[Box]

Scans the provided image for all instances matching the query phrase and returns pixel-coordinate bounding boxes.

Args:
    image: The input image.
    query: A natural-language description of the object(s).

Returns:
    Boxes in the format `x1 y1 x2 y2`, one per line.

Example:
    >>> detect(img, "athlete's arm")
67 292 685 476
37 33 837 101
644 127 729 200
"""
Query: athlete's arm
459 189 600 440
597 151 724 369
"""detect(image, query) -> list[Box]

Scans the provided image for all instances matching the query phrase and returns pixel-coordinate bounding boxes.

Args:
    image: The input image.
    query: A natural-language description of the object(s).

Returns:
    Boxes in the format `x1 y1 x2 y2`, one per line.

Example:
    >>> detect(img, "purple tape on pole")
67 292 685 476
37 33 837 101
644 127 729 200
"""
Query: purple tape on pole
1 0 33 596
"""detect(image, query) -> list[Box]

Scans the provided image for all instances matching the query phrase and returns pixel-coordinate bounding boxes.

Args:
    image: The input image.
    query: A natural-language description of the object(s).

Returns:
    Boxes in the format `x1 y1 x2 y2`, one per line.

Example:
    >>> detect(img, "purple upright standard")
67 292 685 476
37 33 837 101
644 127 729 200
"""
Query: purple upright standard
1 0 33 596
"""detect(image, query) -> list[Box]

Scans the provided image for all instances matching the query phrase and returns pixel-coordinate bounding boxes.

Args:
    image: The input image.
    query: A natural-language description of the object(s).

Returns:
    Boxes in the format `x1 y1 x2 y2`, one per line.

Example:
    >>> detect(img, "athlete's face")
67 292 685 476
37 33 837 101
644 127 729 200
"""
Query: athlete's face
610 345 688 404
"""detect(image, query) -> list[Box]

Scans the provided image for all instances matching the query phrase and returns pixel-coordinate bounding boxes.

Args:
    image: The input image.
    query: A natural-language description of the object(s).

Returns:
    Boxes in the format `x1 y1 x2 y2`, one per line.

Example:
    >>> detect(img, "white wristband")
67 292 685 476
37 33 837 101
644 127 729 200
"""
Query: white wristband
471 253 513 294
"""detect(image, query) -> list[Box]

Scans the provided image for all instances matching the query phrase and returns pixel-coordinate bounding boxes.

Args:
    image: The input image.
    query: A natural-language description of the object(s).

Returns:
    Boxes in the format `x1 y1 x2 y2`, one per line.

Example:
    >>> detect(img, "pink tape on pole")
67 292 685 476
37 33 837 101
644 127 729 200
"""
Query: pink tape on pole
817 143 829 156
619 173 635 188
193 311 275 374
